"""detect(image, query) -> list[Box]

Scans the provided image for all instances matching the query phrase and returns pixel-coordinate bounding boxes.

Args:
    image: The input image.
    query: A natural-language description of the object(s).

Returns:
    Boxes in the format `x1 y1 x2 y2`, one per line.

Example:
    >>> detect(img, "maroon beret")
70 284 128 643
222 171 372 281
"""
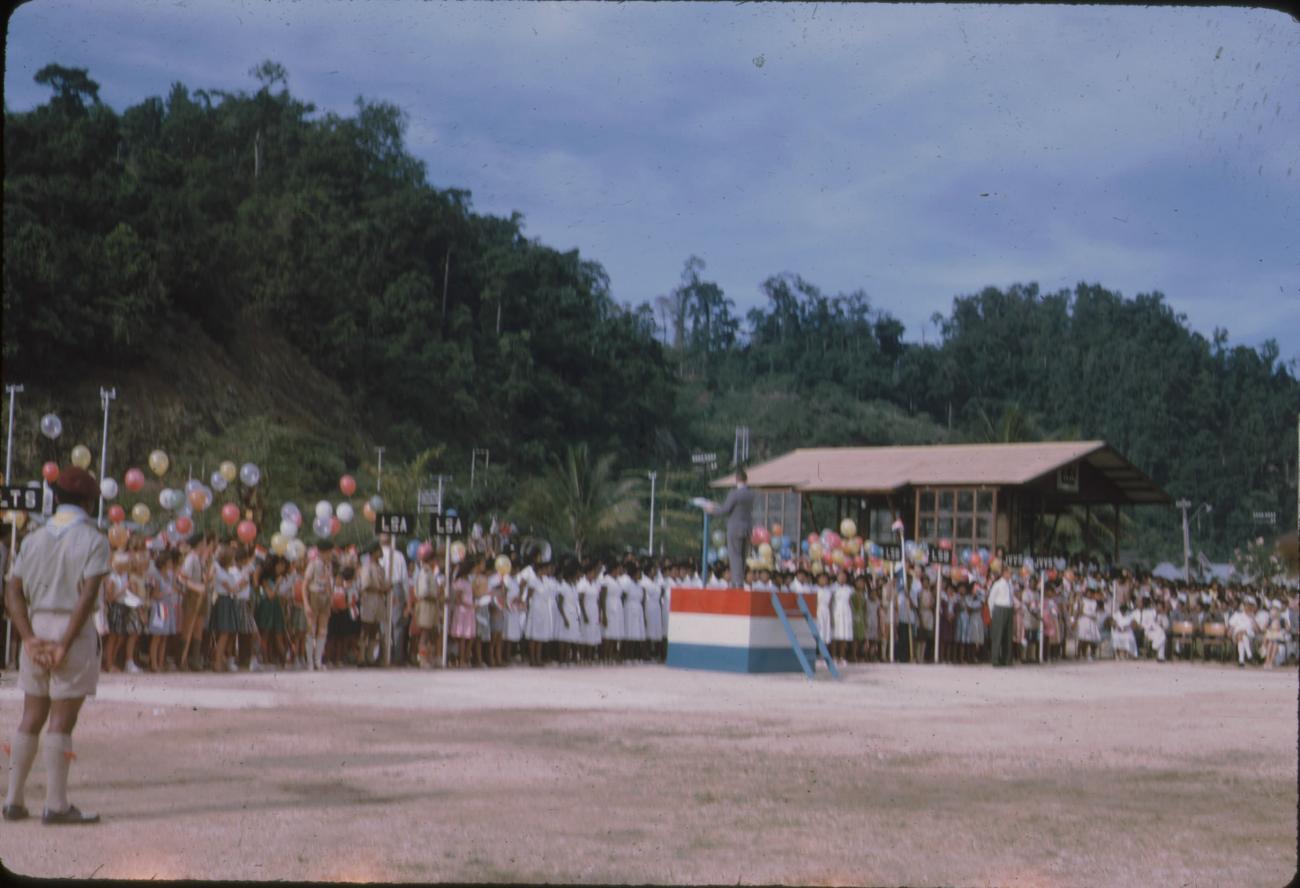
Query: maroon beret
54 465 99 501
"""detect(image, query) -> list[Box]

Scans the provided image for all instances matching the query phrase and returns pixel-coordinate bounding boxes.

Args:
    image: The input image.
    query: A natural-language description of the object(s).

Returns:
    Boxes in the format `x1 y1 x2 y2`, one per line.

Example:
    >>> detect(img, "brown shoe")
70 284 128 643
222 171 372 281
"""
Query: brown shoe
42 804 100 825
2 804 29 821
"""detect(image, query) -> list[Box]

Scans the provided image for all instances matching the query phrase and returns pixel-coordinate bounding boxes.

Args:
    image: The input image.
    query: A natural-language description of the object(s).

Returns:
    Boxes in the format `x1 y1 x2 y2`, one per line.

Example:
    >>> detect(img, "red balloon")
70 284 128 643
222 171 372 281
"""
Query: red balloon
329 516 341 536
751 526 770 546
188 488 207 511
108 504 126 524
124 468 145 492
42 462 60 484
853 555 866 570
221 503 240 527
236 520 257 545
807 533 820 548
175 515 193 535
339 474 357 497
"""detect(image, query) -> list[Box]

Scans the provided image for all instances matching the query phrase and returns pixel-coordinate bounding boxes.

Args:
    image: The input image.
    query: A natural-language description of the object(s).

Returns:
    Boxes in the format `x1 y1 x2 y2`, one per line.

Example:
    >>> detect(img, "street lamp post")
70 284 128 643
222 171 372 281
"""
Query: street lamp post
97 387 116 526
3 383 22 485
1177 498 1212 582
376 446 385 495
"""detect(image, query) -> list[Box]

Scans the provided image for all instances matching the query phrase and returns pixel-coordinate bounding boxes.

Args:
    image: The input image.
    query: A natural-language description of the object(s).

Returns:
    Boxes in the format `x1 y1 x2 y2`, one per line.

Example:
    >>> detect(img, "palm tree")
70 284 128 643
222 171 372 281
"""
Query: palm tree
514 444 638 559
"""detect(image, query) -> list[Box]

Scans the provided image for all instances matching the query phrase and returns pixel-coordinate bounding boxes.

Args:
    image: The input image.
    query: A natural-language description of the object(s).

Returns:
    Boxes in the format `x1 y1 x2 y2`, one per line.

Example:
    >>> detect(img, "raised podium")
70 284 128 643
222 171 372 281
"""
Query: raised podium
666 587 824 675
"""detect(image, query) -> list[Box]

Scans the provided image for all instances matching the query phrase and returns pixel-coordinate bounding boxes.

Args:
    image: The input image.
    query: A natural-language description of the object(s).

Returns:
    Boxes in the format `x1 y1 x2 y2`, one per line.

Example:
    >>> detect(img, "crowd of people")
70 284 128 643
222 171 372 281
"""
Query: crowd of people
5 520 1294 675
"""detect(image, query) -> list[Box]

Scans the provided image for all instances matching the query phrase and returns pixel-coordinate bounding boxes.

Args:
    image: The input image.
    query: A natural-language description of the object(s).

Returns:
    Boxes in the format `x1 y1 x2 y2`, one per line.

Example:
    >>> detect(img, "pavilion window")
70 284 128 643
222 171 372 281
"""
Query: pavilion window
916 485 996 552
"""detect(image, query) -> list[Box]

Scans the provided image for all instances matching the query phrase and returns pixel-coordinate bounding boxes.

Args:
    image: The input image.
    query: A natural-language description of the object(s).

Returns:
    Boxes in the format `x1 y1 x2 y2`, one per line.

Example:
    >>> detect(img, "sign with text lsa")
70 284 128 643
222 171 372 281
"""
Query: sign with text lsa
375 512 416 535
431 513 464 537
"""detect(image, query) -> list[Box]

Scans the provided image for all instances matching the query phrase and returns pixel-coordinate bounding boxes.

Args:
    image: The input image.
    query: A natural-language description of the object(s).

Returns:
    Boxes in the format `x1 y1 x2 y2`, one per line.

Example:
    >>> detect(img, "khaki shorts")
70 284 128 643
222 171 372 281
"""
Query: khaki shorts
18 612 99 700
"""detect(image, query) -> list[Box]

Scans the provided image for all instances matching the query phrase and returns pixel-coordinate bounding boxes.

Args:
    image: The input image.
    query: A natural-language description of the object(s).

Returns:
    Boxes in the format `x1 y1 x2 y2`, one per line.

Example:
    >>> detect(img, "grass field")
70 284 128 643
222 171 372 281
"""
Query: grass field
1 660 1295 886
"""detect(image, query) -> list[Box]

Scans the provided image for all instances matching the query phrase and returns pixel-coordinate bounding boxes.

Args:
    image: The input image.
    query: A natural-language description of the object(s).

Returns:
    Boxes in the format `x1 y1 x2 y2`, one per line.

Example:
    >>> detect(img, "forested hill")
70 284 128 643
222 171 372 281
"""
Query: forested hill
4 63 1297 560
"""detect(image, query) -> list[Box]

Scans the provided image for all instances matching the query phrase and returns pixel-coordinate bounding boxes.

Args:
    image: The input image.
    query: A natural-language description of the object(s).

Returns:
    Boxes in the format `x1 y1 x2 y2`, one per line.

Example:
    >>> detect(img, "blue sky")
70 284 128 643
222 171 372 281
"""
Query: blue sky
7 1 1299 361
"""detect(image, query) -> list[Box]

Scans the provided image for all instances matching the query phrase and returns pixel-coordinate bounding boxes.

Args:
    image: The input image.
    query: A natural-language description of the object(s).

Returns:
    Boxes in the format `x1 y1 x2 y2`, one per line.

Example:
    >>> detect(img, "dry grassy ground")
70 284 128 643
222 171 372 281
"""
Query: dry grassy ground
0 660 1295 886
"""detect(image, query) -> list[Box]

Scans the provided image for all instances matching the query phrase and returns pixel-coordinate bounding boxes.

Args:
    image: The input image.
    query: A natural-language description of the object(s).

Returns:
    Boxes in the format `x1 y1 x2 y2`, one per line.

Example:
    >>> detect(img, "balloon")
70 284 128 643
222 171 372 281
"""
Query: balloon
221 503 240 527
329 517 341 536
495 554 511 575
758 542 773 560
239 463 260 487
100 477 118 500
210 471 228 493
270 532 288 555
339 474 357 497
711 529 725 548
839 518 857 539
800 539 810 554
219 461 238 483
108 504 126 523
186 488 204 511
131 503 151 525
362 502 376 523
938 537 953 551
124 468 145 492
312 515 332 538
807 533 820 548
853 555 866 570
336 502 355 523
450 541 466 564
809 542 824 561
4 510 28 531
810 560 824 576
406 540 421 561
831 549 847 566
989 558 1003 575
280 518 299 539
161 488 182 510
184 478 202 495
108 525 129 550
843 536 861 555
286 539 306 562
314 500 332 521
42 462 60 484
369 495 384 513
175 515 193 535
40 414 62 439
70 444 92 469
148 449 170 477
236 520 257 545
970 551 983 567
751 526 770 546
417 542 434 563
770 522 783 538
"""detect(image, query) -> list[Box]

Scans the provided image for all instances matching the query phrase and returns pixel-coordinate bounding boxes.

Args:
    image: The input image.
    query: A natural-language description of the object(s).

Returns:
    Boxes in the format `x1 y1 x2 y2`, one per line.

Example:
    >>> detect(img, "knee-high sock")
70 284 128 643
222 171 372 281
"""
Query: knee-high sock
1237 637 1251 663
5 731 40 808
315 630 328 667
43 732 73 813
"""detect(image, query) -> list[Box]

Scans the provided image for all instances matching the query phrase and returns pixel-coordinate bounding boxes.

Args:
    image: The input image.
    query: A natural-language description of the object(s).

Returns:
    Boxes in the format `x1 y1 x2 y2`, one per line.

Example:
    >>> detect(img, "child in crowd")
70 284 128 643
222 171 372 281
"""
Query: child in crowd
830 569 853 667
147 549 180 672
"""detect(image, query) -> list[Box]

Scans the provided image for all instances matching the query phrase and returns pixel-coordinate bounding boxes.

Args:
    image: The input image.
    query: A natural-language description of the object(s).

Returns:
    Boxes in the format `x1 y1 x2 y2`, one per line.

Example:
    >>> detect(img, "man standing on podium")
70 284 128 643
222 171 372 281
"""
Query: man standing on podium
702 467 754 588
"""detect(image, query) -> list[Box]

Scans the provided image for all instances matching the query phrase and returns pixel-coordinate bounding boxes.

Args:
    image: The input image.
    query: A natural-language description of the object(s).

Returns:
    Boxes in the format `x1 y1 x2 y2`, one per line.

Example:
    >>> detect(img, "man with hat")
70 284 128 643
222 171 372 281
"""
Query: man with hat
302 540 336 670
4 465 109 824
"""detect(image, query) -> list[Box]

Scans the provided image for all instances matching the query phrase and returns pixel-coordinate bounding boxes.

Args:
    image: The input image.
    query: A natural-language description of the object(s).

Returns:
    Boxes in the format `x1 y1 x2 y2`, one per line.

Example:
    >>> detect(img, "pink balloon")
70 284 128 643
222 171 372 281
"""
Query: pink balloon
339 474 356 497
124 468 145 492
236 520 257 545
221 503 240 527
750 526 770 546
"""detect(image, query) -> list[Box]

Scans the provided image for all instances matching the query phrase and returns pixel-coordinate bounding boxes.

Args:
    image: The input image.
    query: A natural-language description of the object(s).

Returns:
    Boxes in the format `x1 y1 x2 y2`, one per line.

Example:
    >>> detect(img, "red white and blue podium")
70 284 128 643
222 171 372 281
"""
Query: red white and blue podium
666 587 835 677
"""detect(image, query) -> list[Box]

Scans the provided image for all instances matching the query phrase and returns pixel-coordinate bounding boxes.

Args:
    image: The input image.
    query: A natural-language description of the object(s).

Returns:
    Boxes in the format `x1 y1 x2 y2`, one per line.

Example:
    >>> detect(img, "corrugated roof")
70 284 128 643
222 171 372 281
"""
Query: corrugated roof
710 441 1170 504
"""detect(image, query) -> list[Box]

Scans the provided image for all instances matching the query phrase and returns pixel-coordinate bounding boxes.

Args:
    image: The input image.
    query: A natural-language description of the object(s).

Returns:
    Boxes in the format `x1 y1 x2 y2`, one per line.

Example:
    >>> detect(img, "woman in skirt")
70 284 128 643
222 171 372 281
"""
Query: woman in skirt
850 574 867 663
524 559 555 667
830 569 854 666
641 560 664 662
600 560 624 664
414 548 442 667
578 560 602 662
148 549 180 672
621 560 646 662
101 553 133 673
209 545 242 672
255 555 289 670
1076 589 1102 661
471 557 491 667
232 547 261 670
962 582 985 664
327 564 359 667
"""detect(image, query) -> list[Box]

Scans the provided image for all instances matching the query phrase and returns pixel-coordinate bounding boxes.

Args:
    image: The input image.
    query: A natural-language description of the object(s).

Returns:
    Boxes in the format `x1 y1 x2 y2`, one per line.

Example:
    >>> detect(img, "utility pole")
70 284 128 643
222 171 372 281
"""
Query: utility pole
4 383 22 485
97 387 116 526
732 425 750 467
376 446 385 494
1176 499 1192 583
471 448 489 488
648 471 657 555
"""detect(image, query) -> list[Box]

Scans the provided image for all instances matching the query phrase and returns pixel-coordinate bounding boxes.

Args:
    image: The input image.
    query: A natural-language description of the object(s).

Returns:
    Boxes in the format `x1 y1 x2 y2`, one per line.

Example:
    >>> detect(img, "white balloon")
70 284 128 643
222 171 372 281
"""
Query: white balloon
286 539 306 561
336 502 355 523
369 494 384 512
40 414 63 439
280 518 299 539
210 471 228 493
100 478 119 500
280 502 301 523
315 500 333 521
240 463 261 486
312 515 332 538
177 503 193 519
185 479 202 495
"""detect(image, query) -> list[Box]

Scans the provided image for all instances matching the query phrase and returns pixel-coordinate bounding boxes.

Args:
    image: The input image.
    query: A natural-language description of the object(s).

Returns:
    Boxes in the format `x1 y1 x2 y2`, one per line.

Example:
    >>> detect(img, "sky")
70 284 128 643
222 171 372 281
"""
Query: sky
6 1 1300 362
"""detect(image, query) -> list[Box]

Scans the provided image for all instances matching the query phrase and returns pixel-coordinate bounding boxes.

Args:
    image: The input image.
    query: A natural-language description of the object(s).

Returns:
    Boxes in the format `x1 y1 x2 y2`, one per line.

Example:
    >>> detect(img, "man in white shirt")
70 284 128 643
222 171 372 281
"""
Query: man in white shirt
378 535 408 666
1227 602 1257 667
987 564 1015 667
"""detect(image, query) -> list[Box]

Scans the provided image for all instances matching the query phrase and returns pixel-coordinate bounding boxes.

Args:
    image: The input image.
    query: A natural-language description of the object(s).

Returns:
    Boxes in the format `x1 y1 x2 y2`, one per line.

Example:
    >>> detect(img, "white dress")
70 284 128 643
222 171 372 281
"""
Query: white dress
601 575 624 641
643 576 663 642
1111 610 1137 656
816 583 834 643
622 575 646 642
558 580 583 644
546 575 563 641
578 577 602 646
504 574 524 642
524 572 553 642
659 572 671 639
831 583 854 642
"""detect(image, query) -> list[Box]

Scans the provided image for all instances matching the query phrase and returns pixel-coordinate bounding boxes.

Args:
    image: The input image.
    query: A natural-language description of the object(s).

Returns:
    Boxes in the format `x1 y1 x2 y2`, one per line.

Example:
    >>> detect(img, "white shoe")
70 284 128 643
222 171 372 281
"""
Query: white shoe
227 660 238 672
249 659 262 672
125 661 144 675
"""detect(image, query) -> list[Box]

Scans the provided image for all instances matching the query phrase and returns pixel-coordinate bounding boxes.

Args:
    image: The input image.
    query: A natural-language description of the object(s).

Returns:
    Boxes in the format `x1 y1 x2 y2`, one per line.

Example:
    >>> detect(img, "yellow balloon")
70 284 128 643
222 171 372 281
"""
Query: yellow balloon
131 502 151 525
219 461 238 483
809 542 823 561
148 449 170 477
108 525 129 550
758 542 773 559
270 532 288 556
4 510 27 530
839 518 857 539
71 444 92 470
495 554 511 575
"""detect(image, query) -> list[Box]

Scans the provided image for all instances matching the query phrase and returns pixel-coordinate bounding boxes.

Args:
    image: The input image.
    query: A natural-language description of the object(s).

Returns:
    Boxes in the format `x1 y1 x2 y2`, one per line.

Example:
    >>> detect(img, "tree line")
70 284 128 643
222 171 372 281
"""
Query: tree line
4 63 1296 560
